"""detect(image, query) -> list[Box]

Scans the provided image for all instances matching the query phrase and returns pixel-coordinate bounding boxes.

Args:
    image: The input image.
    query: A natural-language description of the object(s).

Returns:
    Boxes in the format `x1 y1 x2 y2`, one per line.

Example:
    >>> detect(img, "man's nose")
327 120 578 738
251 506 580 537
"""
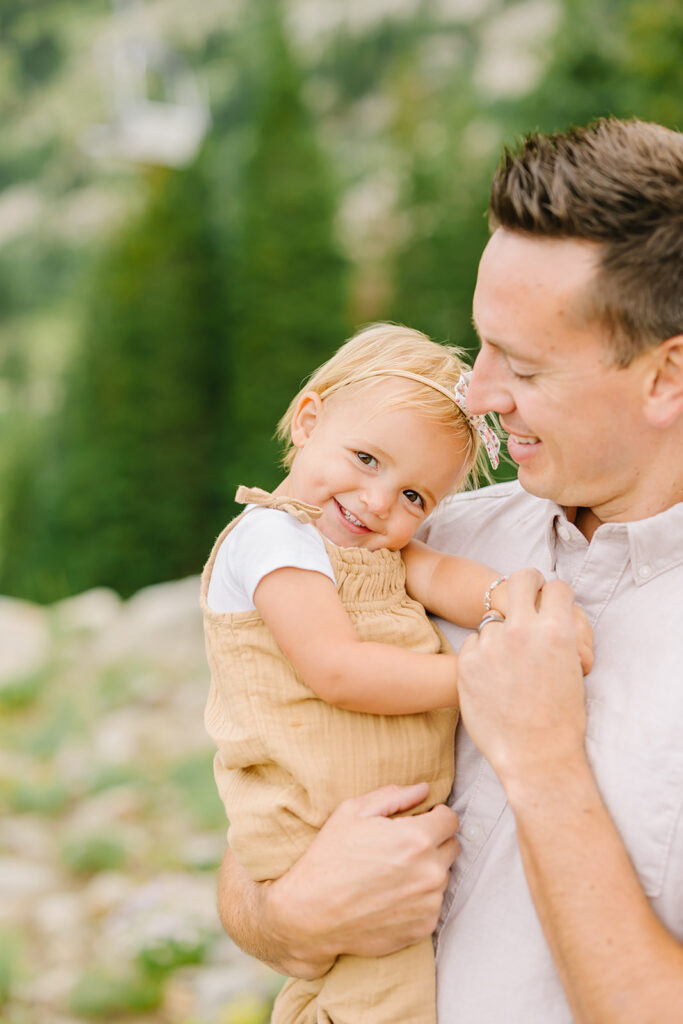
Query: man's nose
466 348 513 416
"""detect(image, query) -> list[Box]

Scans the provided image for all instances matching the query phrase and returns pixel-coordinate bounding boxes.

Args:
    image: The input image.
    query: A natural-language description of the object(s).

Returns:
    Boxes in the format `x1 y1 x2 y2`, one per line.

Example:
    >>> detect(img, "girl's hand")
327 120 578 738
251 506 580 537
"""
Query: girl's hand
487 571 543 618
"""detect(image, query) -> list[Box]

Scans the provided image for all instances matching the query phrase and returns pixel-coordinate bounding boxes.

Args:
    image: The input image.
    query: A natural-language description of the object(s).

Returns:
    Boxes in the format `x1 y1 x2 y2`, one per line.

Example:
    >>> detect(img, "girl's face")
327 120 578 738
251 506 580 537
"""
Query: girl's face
283 380 471 550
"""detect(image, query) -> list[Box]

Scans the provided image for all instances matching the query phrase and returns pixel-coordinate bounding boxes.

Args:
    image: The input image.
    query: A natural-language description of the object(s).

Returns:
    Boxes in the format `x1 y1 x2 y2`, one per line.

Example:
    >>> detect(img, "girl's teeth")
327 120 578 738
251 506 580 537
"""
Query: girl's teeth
342 507 364 526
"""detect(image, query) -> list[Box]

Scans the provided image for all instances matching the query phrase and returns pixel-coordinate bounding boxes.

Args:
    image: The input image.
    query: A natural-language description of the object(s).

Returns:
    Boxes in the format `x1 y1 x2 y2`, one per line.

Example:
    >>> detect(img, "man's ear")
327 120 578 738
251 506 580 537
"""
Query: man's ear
290 391 324 448
643 336 683 428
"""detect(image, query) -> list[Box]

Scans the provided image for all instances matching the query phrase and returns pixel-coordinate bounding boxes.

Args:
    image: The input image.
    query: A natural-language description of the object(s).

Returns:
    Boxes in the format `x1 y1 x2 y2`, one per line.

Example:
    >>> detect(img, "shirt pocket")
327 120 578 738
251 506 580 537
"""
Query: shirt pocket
585 700 683 899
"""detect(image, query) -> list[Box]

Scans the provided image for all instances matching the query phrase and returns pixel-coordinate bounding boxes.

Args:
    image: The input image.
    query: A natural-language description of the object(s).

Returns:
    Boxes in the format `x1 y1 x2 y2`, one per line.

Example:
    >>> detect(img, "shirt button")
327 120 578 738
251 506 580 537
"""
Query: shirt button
462 823 481 841
638 564 652 579
557 524 571 542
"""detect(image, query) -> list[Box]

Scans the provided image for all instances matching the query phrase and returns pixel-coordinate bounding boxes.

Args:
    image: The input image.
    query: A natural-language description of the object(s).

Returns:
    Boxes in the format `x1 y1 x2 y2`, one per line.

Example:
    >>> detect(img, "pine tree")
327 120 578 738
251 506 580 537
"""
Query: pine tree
1 153 231 600
227 1 349 494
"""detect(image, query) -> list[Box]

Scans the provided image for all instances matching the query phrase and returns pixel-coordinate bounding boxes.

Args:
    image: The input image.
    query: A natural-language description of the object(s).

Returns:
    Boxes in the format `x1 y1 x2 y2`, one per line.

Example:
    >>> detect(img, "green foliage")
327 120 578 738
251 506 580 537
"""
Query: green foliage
60 831 128 875
8 779 69 815
171 752 226 830
229 0 349 493
0 669 48 711
0 931 22 1007
69 966 163 1017
137 934 210 975
87 762 144 794
1 154 232 601
20 699 78 760
219 993 275 1024
506 0 682 135
0 0 680 602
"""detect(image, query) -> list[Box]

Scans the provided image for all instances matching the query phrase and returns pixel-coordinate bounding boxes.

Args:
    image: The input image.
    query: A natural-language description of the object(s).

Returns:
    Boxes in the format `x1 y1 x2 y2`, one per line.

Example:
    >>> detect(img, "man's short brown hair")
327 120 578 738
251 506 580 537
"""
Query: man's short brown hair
489 118 683 365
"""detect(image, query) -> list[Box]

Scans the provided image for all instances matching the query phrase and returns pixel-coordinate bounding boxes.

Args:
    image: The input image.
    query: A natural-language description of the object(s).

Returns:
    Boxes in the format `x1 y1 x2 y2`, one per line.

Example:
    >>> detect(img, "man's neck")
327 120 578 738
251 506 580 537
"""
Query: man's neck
569 492 683 542
571 507 602 542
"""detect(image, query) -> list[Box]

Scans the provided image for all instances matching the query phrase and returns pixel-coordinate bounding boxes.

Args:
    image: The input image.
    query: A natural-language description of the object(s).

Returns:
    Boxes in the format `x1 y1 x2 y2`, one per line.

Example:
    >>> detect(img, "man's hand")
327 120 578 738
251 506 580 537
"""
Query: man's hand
218 783 459 979
572 603 594 676
489 571 593 676
458 570 588 790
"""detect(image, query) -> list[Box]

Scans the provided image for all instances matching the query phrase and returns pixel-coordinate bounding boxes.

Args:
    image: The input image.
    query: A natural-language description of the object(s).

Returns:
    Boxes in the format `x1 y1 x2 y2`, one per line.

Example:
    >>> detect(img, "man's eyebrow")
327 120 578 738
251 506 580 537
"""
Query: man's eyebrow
471 315 507 351
470 318 537 362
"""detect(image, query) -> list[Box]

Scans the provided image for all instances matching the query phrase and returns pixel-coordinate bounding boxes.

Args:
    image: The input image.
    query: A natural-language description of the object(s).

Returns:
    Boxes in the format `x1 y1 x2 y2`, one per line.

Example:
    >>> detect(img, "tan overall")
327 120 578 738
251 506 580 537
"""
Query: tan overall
201 488 458 1024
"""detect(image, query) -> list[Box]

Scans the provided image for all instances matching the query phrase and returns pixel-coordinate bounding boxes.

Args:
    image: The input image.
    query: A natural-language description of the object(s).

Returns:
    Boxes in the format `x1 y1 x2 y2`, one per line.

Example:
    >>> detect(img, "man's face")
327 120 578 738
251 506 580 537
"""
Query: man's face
467 229 650 519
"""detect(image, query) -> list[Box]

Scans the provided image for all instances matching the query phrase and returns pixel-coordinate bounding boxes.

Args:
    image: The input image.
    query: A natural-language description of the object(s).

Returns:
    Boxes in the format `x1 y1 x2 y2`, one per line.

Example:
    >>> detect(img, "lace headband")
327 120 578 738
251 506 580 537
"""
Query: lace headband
320 369 500 469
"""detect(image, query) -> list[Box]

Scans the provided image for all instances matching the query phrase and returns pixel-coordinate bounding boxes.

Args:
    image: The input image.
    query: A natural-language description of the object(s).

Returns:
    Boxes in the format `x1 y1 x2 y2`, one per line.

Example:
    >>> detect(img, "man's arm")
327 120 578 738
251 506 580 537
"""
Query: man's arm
217 783 459 977
457 571 683 1024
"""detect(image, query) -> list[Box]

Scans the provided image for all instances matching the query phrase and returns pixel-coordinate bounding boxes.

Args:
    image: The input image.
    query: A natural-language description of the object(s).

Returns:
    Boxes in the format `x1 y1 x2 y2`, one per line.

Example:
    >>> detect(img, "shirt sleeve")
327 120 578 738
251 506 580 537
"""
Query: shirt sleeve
207 507 336 613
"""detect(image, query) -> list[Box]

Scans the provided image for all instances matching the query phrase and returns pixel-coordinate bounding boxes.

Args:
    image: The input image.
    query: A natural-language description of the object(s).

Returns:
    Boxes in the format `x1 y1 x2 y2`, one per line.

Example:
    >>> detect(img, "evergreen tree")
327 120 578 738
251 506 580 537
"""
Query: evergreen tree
387 22 492 355
228 0 349 494
505 0 682 135
1 153 231 600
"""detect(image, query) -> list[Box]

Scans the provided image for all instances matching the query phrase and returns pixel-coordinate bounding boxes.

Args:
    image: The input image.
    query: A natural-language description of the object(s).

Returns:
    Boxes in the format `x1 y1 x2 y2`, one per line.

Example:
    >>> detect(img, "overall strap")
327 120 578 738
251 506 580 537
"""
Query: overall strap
235 485 323 526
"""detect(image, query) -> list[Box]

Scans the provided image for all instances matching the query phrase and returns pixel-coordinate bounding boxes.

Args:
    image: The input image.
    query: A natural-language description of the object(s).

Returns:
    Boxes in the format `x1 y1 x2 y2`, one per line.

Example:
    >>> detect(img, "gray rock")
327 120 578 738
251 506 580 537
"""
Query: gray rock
0 596 50 688
94 576 204 668
52 587 122 634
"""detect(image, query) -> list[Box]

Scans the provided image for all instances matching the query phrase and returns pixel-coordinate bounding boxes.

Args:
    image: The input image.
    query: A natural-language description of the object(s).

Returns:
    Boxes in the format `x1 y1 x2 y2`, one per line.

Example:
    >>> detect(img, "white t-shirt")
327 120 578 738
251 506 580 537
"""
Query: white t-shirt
207 506 336 613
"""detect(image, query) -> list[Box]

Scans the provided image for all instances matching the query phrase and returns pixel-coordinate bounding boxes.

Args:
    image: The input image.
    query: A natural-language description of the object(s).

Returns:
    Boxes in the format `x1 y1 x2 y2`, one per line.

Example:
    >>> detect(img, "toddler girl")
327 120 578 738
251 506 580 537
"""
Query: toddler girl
201 324 577 1023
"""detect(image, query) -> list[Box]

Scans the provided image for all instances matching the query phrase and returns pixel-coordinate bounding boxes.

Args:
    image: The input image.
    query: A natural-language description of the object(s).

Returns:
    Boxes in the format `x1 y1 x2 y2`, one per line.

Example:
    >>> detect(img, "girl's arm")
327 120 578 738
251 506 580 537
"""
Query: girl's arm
404 542 593 675
253 566 459 714
402 539 510 627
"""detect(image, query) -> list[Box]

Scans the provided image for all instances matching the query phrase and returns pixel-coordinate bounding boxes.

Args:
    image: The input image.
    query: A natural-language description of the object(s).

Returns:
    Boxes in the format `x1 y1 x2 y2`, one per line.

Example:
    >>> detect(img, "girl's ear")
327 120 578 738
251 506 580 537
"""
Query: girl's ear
290 391 324 448
643 335 683 428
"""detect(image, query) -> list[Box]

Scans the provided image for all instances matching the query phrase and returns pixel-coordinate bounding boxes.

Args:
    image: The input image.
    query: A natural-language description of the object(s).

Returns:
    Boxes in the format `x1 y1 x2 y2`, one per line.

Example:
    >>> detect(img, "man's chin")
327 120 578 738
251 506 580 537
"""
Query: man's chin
516 465 556 502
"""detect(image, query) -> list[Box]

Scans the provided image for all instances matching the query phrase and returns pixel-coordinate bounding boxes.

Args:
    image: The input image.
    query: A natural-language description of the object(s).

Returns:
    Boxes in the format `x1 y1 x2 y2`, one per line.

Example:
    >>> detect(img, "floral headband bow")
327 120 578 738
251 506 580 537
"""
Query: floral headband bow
453 372 500 469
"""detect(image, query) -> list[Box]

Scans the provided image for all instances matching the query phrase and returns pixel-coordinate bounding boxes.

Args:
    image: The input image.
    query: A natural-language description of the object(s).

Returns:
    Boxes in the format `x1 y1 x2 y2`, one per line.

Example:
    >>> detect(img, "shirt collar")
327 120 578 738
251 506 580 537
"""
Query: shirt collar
544 499 683 585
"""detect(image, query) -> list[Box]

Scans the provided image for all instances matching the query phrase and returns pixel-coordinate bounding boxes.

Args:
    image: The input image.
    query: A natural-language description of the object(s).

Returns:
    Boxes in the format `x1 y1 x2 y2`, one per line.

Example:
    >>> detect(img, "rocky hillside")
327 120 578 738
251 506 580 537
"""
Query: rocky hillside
0 578 279 1023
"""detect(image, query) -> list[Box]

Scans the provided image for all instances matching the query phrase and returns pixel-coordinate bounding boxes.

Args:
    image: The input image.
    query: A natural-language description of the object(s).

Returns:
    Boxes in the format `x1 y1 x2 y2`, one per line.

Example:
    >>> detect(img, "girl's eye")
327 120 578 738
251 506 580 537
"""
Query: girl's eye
403 489 424 508
356 452 377 467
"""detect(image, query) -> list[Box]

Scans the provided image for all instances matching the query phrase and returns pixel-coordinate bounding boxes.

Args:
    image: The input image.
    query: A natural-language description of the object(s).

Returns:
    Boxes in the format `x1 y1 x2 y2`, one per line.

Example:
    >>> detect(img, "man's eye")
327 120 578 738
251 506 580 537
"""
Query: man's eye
356 452 377 467
403 490 424 508
509 365 536 381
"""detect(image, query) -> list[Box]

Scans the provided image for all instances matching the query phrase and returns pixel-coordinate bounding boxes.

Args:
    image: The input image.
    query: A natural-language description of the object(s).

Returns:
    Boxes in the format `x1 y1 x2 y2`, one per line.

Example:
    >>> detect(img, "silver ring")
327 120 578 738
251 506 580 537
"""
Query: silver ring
477 610 506 632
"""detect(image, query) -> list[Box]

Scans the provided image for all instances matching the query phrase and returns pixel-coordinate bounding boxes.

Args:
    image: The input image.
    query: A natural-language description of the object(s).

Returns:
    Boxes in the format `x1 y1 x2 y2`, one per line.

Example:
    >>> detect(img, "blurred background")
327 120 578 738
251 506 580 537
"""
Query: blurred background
0 0 679 1021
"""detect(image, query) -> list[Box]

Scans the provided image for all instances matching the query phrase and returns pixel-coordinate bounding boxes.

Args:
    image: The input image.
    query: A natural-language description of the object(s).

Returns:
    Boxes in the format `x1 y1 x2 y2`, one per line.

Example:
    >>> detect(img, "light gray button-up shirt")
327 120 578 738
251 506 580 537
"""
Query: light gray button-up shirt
420 481 683 1024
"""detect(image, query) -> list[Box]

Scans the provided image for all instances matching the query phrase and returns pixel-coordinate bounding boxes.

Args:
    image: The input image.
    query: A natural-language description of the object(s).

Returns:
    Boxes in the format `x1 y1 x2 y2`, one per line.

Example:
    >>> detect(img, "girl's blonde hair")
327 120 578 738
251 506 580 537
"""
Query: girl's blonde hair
277 323 492 490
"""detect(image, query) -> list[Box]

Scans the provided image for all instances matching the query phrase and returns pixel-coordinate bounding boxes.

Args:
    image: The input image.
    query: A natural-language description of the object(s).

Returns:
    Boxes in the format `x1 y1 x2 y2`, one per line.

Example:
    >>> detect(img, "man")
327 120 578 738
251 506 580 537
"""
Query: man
216 118 683 1022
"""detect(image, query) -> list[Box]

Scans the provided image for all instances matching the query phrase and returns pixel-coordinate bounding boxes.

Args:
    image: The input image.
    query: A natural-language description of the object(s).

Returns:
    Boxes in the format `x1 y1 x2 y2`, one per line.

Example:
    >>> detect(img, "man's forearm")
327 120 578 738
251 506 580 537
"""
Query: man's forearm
217 849 335 979
457 574 683 1023
216 785 459 981
508 756 683 1024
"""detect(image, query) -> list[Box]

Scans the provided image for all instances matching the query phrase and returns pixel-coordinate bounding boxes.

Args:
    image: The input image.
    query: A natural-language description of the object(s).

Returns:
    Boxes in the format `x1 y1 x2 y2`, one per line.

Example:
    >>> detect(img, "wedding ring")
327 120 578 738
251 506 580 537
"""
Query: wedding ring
477 610 506 632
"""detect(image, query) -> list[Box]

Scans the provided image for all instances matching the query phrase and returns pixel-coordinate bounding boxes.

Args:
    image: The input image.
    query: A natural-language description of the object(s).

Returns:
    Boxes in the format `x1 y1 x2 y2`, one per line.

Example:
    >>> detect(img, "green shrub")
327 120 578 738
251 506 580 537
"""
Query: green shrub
69 967 163 1017
219 993 274 1024
171 753 226 830
8 779 69 815
0 930 22 1006
0 670 47 711
60 832 127 875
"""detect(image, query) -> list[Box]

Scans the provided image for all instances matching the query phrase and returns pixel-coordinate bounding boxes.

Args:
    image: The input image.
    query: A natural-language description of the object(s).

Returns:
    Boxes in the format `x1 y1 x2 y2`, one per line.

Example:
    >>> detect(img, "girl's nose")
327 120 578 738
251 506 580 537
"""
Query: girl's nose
360 487 393 517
